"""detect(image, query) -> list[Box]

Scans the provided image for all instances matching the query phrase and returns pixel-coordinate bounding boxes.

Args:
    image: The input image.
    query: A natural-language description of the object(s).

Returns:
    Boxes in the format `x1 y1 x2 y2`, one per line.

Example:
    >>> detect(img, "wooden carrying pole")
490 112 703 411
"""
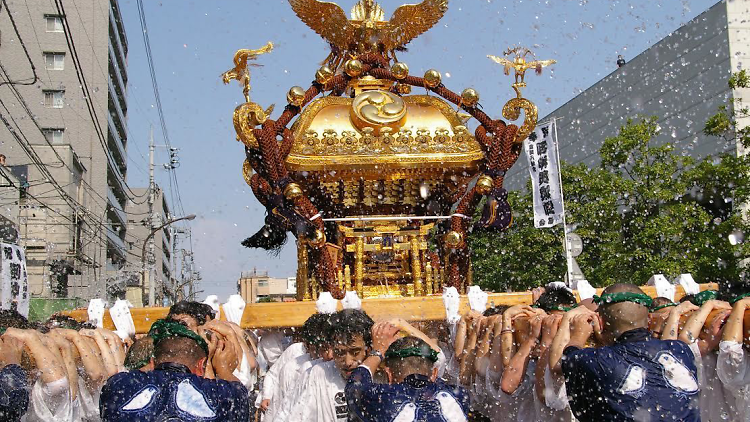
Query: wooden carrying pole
64 283 724 333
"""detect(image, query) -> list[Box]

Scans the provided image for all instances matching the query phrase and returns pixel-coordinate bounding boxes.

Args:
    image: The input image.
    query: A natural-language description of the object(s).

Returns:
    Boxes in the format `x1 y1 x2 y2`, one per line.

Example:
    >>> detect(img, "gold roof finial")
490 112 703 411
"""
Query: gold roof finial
351 0 385 22
288 0 448 67
221 41 274 102
488 47 555 98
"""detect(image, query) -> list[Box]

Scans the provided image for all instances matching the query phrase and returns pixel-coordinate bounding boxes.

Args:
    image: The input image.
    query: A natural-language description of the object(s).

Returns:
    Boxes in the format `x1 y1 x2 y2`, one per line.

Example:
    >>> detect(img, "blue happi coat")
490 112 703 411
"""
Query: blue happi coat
346 366 470 422
562 328 701 422
99 363 249 422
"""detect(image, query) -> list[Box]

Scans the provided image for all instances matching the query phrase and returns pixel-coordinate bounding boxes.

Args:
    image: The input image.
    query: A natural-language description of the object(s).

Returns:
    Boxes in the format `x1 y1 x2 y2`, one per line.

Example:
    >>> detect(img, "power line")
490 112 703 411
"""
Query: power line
0 66 147 218
0 0 37 87
135 0 188 218
135 0 194 271
52 0 149 204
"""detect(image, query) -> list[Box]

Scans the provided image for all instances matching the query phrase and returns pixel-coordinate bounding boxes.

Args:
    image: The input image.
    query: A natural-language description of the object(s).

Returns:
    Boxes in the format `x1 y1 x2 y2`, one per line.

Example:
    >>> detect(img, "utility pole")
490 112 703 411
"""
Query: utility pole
147 127 156 306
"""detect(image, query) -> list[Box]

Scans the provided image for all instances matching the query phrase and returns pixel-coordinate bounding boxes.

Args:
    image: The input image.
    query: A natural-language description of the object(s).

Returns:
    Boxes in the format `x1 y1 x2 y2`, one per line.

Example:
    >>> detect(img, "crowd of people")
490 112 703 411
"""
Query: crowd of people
0 281 747 421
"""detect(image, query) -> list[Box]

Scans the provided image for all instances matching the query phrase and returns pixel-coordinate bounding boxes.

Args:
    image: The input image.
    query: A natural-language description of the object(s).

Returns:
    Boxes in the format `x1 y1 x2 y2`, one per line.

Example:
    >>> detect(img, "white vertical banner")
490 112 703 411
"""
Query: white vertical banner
0 243 29 317
524 120 564 228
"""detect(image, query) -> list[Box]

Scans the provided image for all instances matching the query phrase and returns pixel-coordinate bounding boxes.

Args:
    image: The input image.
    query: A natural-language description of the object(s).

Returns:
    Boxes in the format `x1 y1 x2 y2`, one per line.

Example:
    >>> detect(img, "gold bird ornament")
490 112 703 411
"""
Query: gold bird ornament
488 47 555 98
288 0 448 70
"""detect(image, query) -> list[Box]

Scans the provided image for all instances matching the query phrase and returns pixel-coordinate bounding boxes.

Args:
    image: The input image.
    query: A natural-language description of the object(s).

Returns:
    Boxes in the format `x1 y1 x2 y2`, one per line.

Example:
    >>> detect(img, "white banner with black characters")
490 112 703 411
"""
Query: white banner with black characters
524 120 564 228
0 243 29 317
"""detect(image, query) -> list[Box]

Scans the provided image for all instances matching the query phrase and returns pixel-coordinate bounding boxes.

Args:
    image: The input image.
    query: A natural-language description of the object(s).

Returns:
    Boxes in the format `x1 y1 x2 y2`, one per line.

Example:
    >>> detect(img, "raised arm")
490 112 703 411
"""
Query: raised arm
722 297 750 344
500 314 542 395
389 318 441 353
679 300 731 354
5 328 67 384
549 307 595 374
80 329 119 377
535 314 562 402
661 301 699 340
501 305 535 367
55 328 105 387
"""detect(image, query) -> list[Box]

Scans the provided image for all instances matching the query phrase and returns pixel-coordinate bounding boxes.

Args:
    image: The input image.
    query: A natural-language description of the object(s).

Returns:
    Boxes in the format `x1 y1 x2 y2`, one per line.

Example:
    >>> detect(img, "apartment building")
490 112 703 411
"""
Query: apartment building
0 0 132 300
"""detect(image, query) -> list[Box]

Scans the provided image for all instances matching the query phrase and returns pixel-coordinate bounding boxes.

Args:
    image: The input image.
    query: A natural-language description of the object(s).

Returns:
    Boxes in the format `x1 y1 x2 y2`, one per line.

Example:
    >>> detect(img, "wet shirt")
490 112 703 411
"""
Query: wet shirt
99 363 249 422
346 366 470 422
280 360 348 422
0 364 28 421
562 328 700 422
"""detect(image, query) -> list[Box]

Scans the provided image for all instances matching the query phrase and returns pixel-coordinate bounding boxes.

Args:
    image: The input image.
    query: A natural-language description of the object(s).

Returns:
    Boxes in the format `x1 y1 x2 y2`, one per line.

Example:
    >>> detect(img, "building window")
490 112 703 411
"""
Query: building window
43 90 64 108
45 16 63 32
43 52 65 70
257 279 268 287
42 128 64 144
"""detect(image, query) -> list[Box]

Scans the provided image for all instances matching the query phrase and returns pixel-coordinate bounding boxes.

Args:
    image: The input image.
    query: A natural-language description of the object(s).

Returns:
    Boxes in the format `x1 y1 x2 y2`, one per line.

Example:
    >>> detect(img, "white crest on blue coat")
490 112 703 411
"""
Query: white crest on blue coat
657 352 698 393
122 386 158 411
617 365 646 396
175 379 216 418
436 391 467 422
392 402 416 422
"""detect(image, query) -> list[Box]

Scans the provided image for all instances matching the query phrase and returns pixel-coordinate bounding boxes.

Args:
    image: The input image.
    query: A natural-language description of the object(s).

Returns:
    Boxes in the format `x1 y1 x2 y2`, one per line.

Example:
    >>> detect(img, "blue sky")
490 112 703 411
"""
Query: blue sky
117 0 718 300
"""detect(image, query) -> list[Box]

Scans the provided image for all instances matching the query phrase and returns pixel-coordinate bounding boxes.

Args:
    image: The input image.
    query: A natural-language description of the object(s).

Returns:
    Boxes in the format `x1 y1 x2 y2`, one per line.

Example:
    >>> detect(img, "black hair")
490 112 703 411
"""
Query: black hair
124 336 154 370
651 297 674 308
329 309 374 347
300 313 332 346
679 294 695 304
44 314 84 331
483 305 509 317
0 309 29 330
717 274 750 303
167 301 215 326
534 285 577 312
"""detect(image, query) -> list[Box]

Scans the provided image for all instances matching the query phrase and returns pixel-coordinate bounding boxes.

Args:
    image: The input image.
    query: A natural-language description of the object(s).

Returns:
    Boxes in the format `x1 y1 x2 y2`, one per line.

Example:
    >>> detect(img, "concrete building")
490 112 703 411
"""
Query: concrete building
0 0 132 300
126 186 172 307
238 270 296 303
506 0 749 191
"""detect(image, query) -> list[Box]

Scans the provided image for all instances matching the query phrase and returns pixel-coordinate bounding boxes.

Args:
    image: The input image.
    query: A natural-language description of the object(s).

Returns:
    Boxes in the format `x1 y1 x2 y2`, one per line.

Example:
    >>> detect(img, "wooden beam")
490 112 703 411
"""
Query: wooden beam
62 283 718 333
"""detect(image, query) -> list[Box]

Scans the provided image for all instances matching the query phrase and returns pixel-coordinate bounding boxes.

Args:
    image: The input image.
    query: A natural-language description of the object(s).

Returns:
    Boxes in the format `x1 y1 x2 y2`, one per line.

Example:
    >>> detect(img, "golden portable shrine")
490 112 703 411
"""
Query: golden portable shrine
63 1 745 336
223 0 554 302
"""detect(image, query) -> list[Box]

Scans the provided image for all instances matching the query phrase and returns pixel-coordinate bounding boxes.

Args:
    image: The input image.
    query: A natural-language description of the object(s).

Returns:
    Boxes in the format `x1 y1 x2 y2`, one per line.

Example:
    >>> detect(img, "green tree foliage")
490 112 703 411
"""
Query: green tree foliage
471 106 750 291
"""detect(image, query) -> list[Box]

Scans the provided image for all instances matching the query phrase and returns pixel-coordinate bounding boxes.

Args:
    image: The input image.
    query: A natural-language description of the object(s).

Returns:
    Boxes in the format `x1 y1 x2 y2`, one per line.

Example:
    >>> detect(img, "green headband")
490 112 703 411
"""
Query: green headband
650 302 677 312
690 290 717 306
730 292 750 304
594 292 653 308
385 346 439 363
148 319 209 356
0 327 6 336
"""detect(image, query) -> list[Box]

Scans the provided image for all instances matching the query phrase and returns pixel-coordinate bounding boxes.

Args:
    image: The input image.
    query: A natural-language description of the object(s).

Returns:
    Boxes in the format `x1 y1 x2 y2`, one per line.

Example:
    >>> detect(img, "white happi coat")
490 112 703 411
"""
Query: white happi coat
717 341 750 422
279 360 348 422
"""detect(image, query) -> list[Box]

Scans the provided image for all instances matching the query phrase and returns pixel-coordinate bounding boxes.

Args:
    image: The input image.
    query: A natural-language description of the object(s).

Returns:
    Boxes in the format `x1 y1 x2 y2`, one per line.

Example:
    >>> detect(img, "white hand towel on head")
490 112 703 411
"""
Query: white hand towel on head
467 286 488 313
575 280 597 301
547 281 573 292
647 274 675 301
341 291 362 310
443 287 460 324
87 299 106 328
203 295 220 314
222 294 246 325
110 299 135 341
676 273 700 295
316 292 338 314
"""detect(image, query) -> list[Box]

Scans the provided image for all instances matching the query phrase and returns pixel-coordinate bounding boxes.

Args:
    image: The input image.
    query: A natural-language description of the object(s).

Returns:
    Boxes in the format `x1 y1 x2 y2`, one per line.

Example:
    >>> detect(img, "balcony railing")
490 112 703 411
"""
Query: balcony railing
107 186 126 226
107 114 127 172
105 224 126 256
